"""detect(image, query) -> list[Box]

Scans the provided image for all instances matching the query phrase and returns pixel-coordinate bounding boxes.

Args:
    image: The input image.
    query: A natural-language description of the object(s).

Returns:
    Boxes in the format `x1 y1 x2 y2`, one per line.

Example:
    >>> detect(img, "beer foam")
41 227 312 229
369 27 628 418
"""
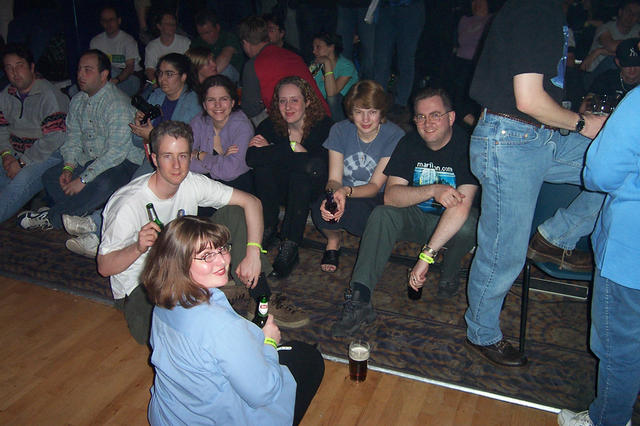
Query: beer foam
349 346 370 361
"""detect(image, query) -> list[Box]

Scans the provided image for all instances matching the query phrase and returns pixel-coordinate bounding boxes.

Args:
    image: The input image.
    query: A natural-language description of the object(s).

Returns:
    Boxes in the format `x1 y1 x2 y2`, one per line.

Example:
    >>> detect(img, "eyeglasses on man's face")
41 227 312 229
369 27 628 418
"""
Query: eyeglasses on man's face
193 243 232 263
413 110 452 124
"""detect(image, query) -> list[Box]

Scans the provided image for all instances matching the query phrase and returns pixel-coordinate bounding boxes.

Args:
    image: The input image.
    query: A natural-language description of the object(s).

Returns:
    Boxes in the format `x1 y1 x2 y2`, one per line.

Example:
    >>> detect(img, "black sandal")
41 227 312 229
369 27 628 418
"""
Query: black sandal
321 249 340 273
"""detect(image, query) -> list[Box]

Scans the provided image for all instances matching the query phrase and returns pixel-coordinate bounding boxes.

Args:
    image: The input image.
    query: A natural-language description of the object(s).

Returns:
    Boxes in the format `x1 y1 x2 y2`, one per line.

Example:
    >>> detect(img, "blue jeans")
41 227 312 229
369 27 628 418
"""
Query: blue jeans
337 6 375 79
465 112 605 345
373 1 425 106
589 269 640 425
0 154 62 224
41 156 138 229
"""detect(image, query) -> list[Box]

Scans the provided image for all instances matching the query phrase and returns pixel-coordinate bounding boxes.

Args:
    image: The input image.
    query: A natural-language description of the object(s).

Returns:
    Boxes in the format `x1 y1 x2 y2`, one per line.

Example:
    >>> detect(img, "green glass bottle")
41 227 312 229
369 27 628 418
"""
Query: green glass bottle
253 295 268 328
146 203 164 230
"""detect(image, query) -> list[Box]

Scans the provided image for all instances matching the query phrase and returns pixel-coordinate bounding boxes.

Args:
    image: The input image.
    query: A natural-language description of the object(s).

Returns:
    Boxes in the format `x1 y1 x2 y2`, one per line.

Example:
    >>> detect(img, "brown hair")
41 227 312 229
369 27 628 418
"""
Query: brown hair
237 16 269 45
269 76 326 141
412 87 453 112
150 120 194 156
343 80 390 122
141 216 231 309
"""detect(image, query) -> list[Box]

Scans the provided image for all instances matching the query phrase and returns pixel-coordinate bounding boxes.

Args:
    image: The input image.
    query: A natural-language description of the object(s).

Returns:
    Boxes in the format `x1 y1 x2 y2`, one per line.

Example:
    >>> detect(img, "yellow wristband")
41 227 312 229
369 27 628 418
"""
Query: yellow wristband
324 71 334 76
247 242 267 254
290 141 296 151
1 150 11 158
264 337 277 349
419 252 435 264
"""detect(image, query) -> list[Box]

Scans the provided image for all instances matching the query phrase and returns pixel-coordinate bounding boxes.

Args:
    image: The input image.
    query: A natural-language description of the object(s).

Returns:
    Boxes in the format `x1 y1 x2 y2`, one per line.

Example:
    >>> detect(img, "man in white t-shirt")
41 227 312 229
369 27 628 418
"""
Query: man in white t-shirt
89 6 142 96
144 12 190 85
584 0 640 74
97 121 309 344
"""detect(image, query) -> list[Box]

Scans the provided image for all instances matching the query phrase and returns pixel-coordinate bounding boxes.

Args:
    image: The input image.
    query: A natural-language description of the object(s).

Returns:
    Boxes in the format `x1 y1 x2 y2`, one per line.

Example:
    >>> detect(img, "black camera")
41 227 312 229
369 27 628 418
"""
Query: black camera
131 95 162 124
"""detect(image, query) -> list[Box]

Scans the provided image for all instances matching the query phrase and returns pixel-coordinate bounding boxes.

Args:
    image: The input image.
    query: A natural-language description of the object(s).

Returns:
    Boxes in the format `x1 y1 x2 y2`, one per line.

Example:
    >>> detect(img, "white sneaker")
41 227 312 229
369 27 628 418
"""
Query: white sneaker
62 214 97 236
65 233 100 258
18 207 52 230
557 409 630 426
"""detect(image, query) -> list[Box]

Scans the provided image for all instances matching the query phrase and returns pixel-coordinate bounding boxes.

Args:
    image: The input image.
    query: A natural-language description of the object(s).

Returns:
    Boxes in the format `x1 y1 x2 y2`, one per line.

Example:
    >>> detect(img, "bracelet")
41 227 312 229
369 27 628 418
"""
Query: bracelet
347 186 353 197
247 242 267 254
1 150 11 158
290 141 296 151
418 252 435 264
264 337 278 349
324 71 334 77
62 165 74 173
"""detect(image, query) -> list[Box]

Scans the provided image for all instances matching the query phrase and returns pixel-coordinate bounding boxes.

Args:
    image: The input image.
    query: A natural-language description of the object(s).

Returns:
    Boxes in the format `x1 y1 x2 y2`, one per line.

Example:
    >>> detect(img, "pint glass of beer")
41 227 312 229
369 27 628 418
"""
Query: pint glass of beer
348 340 370 382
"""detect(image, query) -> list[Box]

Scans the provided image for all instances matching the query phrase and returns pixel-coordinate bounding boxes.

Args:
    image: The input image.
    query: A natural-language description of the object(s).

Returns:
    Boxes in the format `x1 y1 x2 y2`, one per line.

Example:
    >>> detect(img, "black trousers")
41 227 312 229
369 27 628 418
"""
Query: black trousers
253 160 326 245
278 341 325 425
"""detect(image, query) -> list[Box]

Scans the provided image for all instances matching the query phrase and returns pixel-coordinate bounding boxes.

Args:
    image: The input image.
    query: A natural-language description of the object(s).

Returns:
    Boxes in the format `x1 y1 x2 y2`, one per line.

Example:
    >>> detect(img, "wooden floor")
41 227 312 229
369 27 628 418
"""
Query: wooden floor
0 277 558 425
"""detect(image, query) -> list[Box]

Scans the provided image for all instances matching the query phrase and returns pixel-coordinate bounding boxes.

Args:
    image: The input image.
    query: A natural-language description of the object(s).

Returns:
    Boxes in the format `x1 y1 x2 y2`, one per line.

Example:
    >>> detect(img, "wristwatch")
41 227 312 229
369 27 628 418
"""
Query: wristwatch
574 113 585 133
80 176 87 184
420 244 438 259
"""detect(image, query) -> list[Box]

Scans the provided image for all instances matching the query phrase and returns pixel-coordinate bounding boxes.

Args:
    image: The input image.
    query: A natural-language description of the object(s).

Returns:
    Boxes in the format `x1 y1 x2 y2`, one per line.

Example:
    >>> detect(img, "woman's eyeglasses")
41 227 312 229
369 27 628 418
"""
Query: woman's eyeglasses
193 243 232 263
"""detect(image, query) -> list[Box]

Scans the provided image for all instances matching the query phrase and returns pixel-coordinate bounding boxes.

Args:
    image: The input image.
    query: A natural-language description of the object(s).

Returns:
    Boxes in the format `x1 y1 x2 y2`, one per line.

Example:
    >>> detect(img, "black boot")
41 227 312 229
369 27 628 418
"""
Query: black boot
330 288 376 337
269 240 299 279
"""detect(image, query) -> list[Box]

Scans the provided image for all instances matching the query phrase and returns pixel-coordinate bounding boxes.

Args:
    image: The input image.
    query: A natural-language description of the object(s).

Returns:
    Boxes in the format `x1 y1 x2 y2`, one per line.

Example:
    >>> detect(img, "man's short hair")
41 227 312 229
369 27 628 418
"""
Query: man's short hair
82 49 111 74
413 87 453 112
262 13 285 31
100 5 120 18
2 43 35 65
237 16 269 45
150 120 194 154
157 11 177 25
195 9 219 27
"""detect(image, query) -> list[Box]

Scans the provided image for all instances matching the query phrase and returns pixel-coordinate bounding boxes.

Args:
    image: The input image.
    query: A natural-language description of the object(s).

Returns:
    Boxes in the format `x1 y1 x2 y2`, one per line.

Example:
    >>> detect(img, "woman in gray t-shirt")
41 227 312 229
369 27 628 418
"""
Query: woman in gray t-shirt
312 80 405 272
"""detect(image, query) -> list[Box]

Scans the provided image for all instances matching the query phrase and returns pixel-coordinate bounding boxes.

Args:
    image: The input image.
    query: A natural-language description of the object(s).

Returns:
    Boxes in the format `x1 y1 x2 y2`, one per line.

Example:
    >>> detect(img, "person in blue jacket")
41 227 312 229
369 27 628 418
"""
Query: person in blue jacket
141 216 324 425
558 86 640 426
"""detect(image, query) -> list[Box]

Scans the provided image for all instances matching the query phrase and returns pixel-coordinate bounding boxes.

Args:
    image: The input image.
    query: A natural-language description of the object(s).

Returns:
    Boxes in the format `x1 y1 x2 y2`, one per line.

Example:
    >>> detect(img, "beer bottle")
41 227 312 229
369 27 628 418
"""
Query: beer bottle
253 295 269 328
146 203 164 230
325 190 338 223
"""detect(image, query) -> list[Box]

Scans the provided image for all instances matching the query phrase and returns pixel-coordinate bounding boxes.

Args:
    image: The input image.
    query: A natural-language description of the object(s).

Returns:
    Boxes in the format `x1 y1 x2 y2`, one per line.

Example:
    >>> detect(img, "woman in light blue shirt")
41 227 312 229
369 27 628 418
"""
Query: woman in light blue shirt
141 216 324 425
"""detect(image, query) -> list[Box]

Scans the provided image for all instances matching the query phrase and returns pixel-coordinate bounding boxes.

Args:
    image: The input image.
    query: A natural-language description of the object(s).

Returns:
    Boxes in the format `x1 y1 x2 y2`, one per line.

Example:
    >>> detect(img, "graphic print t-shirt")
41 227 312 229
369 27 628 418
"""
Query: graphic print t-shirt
384 126 478 214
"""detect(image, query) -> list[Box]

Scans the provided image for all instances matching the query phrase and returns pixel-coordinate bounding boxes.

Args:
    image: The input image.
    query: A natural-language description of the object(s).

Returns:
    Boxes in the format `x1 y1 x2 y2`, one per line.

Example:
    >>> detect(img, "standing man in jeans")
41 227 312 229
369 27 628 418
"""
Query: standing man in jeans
464 0 607 367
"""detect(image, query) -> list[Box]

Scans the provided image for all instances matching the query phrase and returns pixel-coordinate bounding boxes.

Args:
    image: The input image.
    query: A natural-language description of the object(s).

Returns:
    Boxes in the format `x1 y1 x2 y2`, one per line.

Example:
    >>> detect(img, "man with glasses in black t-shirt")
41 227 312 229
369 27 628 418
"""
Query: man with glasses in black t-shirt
331 87 479 338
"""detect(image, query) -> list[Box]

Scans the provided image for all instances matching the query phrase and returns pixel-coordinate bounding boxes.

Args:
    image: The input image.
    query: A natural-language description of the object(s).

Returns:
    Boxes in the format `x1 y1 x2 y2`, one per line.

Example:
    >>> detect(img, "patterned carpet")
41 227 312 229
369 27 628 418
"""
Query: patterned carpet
1 218 638 420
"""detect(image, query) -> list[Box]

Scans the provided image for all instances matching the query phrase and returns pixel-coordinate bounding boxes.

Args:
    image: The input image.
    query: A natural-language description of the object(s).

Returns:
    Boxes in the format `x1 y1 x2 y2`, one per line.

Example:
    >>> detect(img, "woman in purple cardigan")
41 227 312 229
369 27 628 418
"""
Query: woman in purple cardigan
190 75 254 193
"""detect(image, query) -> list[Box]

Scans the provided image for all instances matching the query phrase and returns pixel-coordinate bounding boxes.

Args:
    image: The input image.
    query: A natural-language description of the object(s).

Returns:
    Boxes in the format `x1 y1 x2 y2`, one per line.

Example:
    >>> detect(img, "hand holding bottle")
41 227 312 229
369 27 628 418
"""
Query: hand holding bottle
262 314 281 346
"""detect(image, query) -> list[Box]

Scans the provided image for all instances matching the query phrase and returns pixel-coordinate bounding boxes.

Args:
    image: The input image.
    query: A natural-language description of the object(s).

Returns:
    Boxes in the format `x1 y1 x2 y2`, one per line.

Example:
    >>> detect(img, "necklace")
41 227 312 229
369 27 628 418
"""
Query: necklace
357 124 380 163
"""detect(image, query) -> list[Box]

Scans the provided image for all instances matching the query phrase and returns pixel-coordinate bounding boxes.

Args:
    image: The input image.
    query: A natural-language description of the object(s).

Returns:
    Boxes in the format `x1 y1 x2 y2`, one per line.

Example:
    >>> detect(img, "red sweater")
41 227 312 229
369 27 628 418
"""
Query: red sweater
253 44 330 116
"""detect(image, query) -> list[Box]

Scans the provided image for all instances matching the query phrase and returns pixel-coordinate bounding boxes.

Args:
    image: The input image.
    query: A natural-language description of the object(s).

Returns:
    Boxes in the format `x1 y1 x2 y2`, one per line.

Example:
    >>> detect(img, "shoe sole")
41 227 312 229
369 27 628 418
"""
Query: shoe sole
62 216 96 237
65 240 98 258
526 247 592 272
274 316 310 329
464 338 528 367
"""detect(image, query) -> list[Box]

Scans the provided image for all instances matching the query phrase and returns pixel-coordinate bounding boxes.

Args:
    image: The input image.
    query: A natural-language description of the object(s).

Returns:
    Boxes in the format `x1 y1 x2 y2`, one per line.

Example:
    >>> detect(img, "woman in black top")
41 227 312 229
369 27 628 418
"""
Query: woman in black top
247 76 333 278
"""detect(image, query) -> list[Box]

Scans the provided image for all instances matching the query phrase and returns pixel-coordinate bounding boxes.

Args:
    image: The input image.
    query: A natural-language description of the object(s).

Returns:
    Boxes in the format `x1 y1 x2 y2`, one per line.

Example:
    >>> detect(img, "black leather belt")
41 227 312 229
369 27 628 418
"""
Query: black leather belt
484 109 559 131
